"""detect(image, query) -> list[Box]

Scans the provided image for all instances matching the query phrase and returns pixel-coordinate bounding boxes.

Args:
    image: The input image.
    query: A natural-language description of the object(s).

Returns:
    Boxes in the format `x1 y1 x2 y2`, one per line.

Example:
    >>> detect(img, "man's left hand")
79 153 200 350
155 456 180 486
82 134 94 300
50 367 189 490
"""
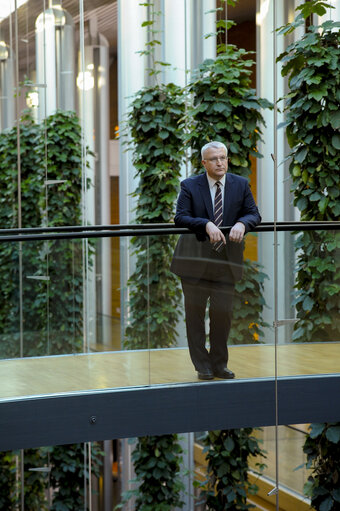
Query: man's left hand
229 222 245 243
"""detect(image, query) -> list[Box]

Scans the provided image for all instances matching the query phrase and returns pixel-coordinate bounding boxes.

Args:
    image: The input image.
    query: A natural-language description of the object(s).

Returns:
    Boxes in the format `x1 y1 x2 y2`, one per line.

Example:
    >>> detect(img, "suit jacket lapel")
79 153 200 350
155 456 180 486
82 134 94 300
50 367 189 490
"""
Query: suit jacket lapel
198 173 214 220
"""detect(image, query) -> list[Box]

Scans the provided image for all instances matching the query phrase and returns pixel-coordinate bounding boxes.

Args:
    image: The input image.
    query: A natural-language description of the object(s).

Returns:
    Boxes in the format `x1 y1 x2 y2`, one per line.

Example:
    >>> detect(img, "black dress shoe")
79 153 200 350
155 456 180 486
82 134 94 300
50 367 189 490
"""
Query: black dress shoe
197 370 214 380
213 368 235 379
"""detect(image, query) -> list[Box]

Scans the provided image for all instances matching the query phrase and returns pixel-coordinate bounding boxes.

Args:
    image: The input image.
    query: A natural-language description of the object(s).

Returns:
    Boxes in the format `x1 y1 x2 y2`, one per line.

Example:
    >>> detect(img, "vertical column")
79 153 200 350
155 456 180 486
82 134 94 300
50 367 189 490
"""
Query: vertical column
256 0 288 342
118 5 146 508
35 6 75 122
118 0 147 226
0 42 15 131
190 0 216 74
118 0 147 345
77 21 111 350
161 0 187 87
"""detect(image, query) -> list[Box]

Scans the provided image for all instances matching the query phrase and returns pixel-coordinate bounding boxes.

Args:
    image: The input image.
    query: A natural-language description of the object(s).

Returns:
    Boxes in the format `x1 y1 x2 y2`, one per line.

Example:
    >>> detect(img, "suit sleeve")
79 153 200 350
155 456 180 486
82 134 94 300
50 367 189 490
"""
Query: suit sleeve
174 180 209 235
237 181 261 233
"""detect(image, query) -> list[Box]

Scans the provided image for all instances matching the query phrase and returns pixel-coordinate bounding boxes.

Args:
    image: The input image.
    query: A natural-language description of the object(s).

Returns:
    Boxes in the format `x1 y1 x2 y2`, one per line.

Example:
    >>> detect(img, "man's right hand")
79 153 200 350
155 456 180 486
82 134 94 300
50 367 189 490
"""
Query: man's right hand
205 221 226 245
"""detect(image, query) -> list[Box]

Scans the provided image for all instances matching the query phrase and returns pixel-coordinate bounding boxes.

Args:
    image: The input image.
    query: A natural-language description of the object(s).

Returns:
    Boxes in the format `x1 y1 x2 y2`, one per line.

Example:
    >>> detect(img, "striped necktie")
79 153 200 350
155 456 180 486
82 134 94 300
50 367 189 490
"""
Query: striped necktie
213 181 224 252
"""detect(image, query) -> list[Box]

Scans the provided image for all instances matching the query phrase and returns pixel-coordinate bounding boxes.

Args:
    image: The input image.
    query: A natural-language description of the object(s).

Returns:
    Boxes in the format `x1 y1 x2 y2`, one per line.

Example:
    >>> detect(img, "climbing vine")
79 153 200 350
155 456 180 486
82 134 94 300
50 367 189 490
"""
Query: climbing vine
0 110 100 510
277 2 340 510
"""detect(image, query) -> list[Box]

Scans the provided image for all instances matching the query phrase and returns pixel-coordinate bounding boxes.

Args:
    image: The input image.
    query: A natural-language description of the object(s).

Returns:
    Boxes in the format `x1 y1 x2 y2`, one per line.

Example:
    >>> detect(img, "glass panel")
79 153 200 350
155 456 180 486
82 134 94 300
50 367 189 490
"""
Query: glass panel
2 441 96 509
121 233 151 386
0 241 20 360
278 229 340 377
149 230 275 384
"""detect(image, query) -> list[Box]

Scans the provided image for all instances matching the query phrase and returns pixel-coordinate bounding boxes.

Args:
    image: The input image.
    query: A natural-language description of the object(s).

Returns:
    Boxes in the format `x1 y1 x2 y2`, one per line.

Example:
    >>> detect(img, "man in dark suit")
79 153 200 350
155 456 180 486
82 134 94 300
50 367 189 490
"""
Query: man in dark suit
171 141 261 380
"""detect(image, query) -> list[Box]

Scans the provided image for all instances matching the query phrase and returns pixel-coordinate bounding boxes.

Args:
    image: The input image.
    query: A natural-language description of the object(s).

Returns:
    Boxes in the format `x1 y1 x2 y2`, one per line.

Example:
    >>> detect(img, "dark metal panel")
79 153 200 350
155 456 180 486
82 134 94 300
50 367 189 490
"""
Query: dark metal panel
277 374 340 424
1 375 339 451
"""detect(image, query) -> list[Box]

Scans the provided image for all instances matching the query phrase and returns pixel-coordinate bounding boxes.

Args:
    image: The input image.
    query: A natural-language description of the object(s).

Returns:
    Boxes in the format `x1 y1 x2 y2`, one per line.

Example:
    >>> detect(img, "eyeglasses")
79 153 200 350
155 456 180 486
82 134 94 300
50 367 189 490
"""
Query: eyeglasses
206 156 227 162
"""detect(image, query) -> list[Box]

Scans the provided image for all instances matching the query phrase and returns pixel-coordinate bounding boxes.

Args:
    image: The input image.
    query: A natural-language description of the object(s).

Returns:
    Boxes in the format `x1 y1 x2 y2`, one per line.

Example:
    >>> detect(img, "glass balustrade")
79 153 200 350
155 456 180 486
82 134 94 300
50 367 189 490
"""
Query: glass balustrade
0 224 338 404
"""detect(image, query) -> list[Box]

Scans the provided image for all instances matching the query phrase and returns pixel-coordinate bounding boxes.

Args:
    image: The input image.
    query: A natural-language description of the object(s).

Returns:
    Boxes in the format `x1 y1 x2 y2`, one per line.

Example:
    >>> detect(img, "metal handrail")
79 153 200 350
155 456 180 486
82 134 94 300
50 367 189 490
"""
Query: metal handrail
0 221 338 243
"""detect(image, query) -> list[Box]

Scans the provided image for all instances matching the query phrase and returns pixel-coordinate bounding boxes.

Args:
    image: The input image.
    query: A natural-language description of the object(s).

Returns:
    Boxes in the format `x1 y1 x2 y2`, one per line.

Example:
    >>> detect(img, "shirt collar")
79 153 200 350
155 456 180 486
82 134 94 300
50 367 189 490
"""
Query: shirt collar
206 173 226 189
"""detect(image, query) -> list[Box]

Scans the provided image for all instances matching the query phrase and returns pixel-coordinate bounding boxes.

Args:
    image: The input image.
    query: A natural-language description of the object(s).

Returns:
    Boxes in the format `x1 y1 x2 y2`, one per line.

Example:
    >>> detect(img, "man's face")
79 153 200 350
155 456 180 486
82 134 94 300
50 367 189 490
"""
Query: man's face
202 147 228 181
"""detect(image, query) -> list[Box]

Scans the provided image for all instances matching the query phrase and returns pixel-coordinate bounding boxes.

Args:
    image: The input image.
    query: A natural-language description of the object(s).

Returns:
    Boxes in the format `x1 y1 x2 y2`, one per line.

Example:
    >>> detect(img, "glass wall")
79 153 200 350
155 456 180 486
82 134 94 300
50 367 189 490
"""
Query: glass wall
0 0 339 509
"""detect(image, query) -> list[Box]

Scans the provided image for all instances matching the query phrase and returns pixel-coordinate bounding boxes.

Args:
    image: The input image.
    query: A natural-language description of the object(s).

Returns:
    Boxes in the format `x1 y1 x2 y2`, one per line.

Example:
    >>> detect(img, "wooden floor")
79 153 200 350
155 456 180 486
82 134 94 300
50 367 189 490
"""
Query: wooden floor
1 343 339 401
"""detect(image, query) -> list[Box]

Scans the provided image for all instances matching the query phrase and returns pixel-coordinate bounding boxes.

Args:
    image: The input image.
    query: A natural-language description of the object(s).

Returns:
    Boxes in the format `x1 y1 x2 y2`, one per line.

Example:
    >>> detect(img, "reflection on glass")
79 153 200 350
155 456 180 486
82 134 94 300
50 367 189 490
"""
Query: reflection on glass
35 2 75 121
0 226 339 399
249 425 311 502
277 229 340 378
0 242 20 360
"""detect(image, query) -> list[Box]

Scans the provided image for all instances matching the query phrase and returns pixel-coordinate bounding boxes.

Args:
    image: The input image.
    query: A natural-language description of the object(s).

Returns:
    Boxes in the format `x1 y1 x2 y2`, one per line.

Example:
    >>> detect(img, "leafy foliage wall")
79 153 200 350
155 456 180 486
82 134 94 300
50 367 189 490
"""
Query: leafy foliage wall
199 429 265 511
120 83 186 510
124 84 185 350
185 40 269 508
278 7 340 344
0 110 100 510
277 1 340 509
187 44 272 346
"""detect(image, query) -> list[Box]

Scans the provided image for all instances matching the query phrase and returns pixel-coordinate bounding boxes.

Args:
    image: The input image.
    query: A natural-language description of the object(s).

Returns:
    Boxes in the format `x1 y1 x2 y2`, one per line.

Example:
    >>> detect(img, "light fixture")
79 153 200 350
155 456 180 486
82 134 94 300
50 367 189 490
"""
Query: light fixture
256 0 270 26
0 40 8 60
76 71 94 91
26 91 39 108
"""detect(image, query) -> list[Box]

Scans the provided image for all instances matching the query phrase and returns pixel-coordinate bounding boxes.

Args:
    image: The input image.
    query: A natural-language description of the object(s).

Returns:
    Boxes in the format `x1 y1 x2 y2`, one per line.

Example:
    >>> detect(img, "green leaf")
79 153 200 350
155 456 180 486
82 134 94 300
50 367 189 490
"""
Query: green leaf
330 111 340 129
224 436 235 452
213 102 227 113
318 196 329 214
333 488 340 503
158 131 169 140
295 147 308 163
308 85 328 101
309 191 321 201
325 426 340 443
320 496 333 511
296 197 308 211
309 423 326 438
331 134 340 150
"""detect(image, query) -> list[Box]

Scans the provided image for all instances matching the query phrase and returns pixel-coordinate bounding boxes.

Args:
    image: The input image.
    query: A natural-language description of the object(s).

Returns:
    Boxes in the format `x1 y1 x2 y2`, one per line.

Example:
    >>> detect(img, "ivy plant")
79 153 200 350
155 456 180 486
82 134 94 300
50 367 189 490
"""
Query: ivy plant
277 0 340 344
121 3 186 510
46 443 102 511
230 260 269 345
303 423 340 511
0 452 16 510
0 110 100 510
117 435 184 511
124 84 185 350
185 42 272 347
186 44 271 177
277 2 340 510
185 4 270 508
0 113 43 359
199 429 266 510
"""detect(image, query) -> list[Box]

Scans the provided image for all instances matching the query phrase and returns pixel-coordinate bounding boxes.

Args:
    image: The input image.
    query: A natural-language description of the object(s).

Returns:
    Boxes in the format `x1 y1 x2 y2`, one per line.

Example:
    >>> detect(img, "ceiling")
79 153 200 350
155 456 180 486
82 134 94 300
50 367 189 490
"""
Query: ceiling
0 0 118 75
0 0 255 76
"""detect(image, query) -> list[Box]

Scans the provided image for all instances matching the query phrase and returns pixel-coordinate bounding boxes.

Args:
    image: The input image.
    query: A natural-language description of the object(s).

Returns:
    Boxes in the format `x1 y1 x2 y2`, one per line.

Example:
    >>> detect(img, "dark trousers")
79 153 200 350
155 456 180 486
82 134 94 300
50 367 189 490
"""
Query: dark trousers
181 261 235 373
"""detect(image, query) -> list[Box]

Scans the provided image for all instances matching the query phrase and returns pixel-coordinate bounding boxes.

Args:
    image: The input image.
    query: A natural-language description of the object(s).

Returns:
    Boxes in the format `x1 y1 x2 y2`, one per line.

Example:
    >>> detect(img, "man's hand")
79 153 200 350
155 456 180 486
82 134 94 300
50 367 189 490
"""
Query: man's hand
206 221 226 245
229 222 245 243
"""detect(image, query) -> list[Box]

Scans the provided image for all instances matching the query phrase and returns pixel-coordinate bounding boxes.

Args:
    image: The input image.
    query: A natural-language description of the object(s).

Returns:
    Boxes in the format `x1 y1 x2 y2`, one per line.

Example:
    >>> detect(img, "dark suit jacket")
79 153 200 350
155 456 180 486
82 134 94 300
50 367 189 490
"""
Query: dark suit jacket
170 172 261 283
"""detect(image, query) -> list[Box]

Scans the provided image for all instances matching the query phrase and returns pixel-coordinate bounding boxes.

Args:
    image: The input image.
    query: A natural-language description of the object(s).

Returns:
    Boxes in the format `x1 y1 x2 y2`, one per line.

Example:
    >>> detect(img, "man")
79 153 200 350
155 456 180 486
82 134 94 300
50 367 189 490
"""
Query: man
171 141 261 380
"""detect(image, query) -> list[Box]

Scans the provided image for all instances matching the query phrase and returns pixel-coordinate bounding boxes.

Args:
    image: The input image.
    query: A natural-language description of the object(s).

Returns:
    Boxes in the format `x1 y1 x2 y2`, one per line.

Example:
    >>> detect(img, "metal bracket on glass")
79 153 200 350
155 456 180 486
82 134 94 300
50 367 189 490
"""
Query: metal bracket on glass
28 466 51 473
273 319 298 327
267 486 278 496
44 180 68 186
23 83 47 88
26 276 50 281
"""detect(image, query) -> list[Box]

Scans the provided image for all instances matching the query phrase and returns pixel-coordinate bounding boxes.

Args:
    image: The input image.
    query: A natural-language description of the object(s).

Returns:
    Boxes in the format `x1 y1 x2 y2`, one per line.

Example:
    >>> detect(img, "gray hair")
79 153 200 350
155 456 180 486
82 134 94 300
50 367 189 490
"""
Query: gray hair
201 141 228 160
